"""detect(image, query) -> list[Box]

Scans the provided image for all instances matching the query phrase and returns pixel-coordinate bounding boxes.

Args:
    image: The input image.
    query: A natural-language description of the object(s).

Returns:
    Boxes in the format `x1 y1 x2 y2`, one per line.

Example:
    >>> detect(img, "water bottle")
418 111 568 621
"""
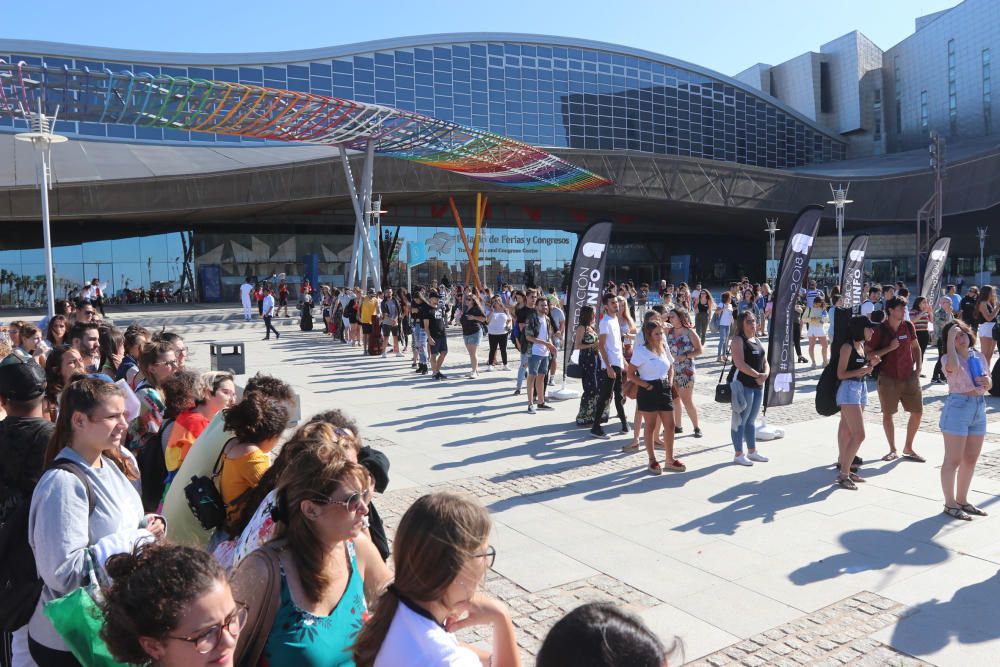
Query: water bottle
967 349 985 379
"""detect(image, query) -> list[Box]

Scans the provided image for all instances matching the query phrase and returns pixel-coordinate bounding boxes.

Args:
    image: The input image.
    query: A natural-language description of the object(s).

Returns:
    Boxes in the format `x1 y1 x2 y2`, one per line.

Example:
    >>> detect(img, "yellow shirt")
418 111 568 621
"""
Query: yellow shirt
220 446 270 523
360 298 378 324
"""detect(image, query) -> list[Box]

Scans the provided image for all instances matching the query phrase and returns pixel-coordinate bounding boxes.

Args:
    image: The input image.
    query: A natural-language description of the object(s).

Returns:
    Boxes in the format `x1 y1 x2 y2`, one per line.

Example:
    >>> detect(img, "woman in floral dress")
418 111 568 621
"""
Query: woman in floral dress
667 307 703 437
574 305 605 426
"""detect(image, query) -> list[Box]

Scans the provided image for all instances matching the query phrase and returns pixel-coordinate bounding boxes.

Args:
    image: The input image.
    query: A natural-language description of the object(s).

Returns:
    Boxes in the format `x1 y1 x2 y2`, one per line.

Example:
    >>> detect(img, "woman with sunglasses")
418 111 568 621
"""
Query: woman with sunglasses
729 311 770 466
353 492 520 667
128 340 178 448
102 543 244 667
232 440 390 667
626 319 683 475
28 378 164 665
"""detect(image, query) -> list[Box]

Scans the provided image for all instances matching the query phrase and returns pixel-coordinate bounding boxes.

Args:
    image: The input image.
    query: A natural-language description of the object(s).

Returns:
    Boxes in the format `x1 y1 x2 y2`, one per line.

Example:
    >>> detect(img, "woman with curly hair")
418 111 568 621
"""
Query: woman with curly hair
231 439 390 667
219 392 289 526
102 543 244 667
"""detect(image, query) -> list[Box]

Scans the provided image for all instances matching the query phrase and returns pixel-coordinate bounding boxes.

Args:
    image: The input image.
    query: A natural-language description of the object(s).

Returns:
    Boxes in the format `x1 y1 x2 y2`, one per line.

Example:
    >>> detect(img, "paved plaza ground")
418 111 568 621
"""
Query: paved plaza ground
32 304 1000 666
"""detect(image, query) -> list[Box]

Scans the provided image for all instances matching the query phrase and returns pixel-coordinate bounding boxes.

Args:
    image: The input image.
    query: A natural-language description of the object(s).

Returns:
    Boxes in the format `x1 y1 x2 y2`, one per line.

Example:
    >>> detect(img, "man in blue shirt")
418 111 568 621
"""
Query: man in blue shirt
946 284 961 314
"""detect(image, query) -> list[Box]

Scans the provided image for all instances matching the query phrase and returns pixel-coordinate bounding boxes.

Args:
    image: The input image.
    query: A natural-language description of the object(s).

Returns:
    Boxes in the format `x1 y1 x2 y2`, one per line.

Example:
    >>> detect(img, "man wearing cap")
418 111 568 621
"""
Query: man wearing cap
423 291 449 380
0 349 54 664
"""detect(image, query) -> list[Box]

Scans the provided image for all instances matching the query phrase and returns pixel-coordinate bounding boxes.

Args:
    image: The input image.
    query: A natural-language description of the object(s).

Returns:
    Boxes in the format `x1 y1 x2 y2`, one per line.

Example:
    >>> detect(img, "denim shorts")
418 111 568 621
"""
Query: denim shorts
463 330 482 346
835 378 868 406
528 354 551 375
430 335 448 355
939 394 987 436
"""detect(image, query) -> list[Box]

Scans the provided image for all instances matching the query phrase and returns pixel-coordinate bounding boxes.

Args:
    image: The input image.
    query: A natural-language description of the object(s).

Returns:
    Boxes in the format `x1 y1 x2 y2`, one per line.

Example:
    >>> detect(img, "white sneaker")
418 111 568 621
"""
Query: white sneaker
485 365 493 372
734 454 754 466
395 352 404 357
528 404 536 414
502 364 510 371
748 451 769 462
467 371 479 379
381 352 387 358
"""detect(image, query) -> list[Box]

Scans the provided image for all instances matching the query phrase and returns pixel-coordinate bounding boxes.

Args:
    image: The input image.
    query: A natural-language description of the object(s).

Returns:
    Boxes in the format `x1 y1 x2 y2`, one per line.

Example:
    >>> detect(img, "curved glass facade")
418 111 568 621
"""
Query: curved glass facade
1 37 847 168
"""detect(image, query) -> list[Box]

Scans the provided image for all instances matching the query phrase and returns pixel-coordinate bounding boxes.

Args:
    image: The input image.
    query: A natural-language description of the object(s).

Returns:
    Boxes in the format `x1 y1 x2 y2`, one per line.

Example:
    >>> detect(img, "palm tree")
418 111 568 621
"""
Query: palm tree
0 269 7 305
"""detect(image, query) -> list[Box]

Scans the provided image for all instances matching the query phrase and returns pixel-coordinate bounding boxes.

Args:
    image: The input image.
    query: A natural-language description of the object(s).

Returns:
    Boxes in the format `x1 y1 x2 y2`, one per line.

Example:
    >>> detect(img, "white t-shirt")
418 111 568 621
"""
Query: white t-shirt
239 283 253 303
531 316 551 357
859 300 876 317
374 602 481 667
719 303 734 326
262 294 275 316
487 309 509 335
599 314 624 369
630 343 674 381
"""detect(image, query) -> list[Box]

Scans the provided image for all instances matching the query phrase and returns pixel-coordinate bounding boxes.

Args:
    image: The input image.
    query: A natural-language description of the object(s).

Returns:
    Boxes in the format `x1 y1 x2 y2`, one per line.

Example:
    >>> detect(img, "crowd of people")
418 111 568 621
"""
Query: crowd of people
1 272 995 666
0 293 682 667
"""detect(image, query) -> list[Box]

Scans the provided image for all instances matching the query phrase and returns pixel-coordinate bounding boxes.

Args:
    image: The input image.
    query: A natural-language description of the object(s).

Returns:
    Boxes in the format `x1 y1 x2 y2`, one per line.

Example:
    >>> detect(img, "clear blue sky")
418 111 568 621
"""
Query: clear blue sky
3 0 960 76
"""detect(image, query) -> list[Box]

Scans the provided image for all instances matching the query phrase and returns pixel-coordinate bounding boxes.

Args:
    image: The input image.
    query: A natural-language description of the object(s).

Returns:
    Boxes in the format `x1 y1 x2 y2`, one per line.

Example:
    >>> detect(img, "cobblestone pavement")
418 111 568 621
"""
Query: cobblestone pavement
688 592 929 667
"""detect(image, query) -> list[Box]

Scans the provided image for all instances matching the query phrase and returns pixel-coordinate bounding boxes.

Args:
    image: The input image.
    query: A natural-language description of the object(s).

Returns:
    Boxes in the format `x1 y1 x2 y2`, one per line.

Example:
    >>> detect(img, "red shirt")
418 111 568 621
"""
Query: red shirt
869 319 917 380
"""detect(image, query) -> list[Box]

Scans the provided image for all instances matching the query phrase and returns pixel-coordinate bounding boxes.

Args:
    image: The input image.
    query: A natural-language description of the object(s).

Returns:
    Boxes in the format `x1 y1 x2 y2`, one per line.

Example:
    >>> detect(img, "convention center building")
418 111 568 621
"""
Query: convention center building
1 0 999 301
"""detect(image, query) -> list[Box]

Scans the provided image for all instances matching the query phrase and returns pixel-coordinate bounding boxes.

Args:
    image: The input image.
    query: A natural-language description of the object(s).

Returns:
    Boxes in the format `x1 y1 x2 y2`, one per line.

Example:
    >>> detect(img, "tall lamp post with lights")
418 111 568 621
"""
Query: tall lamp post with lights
15 100 66 319
764 218 779 284
827 184 853 282
977 226 989 282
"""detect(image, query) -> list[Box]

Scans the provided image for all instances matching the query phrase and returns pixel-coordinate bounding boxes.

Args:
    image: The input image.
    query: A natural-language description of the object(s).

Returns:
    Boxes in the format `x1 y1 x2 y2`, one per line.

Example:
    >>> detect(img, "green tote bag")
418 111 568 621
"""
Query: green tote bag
43 549 130 667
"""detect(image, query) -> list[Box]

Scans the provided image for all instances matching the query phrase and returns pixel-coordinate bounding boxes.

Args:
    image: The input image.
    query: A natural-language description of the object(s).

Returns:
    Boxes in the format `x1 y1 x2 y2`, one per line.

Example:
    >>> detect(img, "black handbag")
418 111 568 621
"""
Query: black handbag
184 446 228 531
566 363 583 379
714 358 732 403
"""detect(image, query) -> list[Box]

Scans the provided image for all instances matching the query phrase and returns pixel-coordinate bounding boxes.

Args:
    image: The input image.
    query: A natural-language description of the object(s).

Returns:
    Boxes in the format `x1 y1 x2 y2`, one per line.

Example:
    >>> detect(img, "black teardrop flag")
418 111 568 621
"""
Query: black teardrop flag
839 234 869 312
765 205 824 408
563 221 614 375
920 237 951 303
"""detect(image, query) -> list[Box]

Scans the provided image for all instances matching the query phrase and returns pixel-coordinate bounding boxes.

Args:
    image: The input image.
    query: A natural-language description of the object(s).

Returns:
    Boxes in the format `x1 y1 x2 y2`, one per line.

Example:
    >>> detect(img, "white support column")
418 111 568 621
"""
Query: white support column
340 146 363 289
359 141 377 290
340 144 380 290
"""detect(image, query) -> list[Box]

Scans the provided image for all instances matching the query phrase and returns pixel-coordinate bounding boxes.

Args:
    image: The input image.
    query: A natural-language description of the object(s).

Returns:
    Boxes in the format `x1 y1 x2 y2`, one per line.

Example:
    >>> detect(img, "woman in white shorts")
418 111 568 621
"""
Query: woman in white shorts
974 285 998 366
805 295 829 368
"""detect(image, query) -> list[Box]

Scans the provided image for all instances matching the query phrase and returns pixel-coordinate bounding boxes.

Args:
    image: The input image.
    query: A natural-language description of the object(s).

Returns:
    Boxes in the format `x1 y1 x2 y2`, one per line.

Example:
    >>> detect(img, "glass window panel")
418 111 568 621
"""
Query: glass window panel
213 68 238 82
333 60 353 75
415 48 433 61
239 67 263 83
352 57 373 71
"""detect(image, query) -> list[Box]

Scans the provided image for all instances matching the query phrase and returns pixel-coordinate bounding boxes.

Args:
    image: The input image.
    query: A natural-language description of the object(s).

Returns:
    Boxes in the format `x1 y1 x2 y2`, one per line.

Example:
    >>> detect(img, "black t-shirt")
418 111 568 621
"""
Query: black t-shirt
960 296 977 325
424 302 447 337
515 306 532 325
346 298 358 323
736 336 766 388
0 416 54 500
460 303 485 336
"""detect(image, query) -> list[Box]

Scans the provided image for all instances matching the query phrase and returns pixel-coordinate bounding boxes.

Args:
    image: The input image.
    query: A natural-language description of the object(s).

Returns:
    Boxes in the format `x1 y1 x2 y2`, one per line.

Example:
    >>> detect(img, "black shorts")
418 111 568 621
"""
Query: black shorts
361 323 373 334
637 379 674 412
382 324 400 337
430 335 449 355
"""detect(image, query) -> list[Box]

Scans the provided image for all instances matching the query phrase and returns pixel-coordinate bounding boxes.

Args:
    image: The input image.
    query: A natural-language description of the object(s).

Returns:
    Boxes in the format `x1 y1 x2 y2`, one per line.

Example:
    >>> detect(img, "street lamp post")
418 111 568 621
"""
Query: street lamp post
827 184 853 282
977 226 989 280
764 218 779 284
15 100 66 319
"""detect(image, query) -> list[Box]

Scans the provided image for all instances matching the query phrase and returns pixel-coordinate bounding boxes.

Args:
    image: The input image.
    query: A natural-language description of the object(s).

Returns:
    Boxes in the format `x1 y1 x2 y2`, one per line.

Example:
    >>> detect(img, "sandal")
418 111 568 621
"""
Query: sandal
836 475 858 490
959 503 988 516
849 473 866 483
647 460 662 475
622 442 640 453
944 505 972 521
902 452 926 463
665 459 687 472
653 440 666 450
881 451 899 462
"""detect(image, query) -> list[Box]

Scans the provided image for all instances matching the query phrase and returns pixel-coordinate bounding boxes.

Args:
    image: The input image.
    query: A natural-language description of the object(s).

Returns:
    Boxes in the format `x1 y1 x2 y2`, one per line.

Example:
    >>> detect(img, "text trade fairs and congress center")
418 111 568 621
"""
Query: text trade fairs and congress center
2 0 1000 301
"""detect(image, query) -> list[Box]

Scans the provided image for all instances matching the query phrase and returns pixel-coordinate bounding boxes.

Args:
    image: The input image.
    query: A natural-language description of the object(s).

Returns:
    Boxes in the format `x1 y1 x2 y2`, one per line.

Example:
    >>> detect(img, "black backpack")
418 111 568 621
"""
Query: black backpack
0 460 94 632
815 307 853 417
136 418 174 513
990 357 1000 398
184 444 228 532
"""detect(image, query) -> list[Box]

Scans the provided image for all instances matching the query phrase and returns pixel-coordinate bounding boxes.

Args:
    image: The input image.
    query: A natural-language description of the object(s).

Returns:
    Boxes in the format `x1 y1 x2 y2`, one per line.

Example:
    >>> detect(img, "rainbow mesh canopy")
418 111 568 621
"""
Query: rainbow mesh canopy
0 62 610 191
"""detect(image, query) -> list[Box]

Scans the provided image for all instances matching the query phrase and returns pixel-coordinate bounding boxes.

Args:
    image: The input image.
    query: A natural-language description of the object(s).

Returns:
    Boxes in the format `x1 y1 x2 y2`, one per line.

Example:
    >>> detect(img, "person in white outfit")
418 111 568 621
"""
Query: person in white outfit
240 278 254 321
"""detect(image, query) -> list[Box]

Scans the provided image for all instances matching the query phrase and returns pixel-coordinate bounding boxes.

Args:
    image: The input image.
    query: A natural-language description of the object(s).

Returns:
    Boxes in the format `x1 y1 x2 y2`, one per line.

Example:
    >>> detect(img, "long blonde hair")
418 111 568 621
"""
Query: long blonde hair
353 493 491 667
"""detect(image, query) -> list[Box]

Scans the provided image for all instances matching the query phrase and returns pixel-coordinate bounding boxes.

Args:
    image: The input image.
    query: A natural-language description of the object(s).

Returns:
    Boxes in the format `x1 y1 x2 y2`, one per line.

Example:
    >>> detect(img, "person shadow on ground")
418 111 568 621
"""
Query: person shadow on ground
672 465 837 537
788 515 950 588
889 568 1000 656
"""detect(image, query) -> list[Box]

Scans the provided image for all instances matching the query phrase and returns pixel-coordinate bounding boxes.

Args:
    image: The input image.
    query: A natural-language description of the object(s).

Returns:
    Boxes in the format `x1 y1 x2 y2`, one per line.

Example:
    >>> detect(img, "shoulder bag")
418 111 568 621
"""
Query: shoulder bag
714 357 732 403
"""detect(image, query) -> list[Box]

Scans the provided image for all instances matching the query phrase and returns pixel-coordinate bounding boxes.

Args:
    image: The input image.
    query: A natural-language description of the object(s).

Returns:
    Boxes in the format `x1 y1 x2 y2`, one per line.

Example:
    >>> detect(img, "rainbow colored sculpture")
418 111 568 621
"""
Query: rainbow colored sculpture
0 61 610 191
